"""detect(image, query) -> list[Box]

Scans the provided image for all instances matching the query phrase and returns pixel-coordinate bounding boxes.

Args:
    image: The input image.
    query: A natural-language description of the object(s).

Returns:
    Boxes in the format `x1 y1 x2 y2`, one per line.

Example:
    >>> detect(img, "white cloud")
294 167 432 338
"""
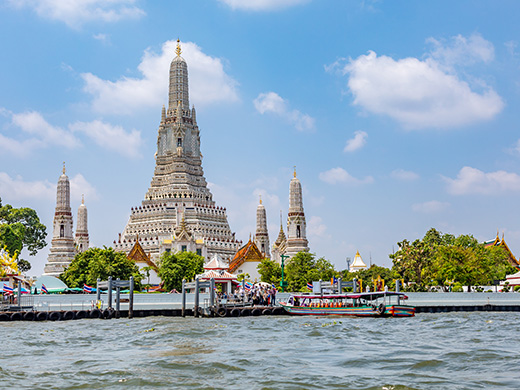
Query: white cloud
344 130 367 152
93 33 109 44
69 173 99 202
0 110 80 155
0 171 98 204
412 200 450 213
70 120 142 158
254 92 315 131
443 166 520 195
307 216 328 238
82 40 239 115
218 0 309 11
427 33 494 70
391 169 419 181
333 33 504 129
9 0 145 28
319 167 373 185
0 172 55 201
12 111 80 148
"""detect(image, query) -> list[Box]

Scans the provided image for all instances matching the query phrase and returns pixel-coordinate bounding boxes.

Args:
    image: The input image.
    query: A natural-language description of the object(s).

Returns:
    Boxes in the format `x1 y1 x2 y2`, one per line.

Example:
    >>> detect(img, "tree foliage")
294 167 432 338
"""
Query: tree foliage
157 251 204 292
0 198 47 267
257 258 282 284
390 228 516 290
285 252 337 292
60 247 142 289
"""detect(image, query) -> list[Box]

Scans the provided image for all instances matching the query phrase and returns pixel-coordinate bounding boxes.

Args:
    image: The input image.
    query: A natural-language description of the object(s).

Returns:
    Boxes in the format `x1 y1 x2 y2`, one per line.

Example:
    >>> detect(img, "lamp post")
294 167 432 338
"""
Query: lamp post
280 254 289 292
346 257 351 274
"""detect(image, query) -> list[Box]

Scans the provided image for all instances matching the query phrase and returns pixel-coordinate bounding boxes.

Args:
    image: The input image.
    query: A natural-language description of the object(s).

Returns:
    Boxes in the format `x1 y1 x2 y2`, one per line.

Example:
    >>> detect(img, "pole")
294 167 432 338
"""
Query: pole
280 254 289 292
181 279 186 317
107 276 112 309
17 280 21 309
129 276 134 319
194 278 199 318
115 277 121 319
96 278 101 301
210 278 215 309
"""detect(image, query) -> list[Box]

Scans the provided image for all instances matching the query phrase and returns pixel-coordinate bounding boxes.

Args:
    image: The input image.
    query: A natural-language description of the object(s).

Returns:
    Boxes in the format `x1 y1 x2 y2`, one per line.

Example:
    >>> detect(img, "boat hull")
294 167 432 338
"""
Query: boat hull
280 304 415 317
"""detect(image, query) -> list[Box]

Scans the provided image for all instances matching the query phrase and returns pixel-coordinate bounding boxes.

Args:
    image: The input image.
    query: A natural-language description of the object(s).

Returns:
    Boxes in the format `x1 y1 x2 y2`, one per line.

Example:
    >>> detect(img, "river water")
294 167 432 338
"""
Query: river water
2 313 519 390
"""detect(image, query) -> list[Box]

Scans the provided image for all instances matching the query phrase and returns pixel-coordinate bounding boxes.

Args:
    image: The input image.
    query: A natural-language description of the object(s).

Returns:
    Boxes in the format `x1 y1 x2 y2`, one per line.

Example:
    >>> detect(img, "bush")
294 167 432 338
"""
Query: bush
452 282 463 292
514 285 520 292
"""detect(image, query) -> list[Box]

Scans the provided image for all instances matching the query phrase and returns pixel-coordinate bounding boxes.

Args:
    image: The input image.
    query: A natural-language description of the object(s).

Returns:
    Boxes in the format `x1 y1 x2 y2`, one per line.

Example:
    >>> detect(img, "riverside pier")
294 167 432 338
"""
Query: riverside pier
2 292 520 321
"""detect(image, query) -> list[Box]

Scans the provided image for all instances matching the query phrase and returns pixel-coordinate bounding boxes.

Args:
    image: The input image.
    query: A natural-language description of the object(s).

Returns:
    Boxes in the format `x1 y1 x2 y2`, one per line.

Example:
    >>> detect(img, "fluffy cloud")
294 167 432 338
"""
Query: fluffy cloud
0 109 141 158
9 0 144 28
319 167 373 185
332 33 503 129
254 92 315 131
69 173 99 202
0 172 55 201
307 216 328 238
82 40 239 115
0 110 80 155
443 166 520 195
218 0 309 11
427 33 494 70
70 120 142 158
412 200 450 213
344 130 367 152
391 169 419 181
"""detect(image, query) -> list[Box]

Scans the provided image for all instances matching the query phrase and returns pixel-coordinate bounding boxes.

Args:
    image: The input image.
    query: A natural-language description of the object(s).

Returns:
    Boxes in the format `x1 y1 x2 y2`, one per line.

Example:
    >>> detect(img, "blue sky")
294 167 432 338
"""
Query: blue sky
2 0 520 276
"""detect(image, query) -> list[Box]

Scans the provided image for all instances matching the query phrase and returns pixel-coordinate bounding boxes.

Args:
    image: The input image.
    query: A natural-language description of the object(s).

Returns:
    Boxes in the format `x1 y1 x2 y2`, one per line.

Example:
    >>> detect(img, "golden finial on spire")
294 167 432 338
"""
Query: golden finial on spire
62 162 66 174
175 39 182 57
293 166 297 178
259 195 262 205
82 194 85 205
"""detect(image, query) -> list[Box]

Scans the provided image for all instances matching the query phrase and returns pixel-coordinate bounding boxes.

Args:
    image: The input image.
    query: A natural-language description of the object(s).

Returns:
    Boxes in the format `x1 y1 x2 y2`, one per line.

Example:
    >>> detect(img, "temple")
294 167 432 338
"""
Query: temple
43 164 78 277
284 168 309 258
75 195 89 254
254 196 270 258
484 232 520 269
114 40 241 264
349 251 367 272
229 238 265 281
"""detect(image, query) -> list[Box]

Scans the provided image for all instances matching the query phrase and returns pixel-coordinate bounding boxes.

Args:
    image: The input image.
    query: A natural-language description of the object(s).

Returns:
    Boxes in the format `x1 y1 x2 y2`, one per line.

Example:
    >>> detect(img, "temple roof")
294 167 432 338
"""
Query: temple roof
484 232 520 268
350 250 367 271
228 239 264 273
128 238 157 270
204 254 227 270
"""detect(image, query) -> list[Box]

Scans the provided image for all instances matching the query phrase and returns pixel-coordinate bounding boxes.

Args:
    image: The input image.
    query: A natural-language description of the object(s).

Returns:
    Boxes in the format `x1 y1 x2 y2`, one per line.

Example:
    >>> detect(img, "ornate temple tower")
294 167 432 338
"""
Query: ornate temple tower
254 196 270 258
43 163 77 276
114 40 241 263
285 168 309 258
75 195 89 254
271 211 287 264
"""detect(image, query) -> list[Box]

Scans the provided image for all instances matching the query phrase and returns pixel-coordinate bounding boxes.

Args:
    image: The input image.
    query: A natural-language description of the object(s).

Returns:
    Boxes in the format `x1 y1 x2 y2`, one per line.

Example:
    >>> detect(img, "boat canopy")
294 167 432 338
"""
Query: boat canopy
289 292 407 300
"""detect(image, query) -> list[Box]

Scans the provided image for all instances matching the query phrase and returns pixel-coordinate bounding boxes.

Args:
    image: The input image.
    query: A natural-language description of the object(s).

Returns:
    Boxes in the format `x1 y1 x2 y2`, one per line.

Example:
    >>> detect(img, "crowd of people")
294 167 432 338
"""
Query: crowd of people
217 283 277 306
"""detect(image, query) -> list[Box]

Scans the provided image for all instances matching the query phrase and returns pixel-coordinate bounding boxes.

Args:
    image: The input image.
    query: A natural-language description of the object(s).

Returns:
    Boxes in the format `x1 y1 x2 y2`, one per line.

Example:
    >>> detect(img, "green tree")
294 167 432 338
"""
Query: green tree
158 251 204 292
285 252 337 292
257 258 281 285
0 198 47 257
16 259 32 273
60 247 142 288
355 264 398 290
391 228 516 291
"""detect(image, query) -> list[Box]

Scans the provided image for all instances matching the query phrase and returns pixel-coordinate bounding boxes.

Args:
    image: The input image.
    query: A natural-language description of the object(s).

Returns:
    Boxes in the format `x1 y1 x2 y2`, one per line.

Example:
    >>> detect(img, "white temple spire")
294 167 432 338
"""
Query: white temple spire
254 195 270 258
43 164 76 276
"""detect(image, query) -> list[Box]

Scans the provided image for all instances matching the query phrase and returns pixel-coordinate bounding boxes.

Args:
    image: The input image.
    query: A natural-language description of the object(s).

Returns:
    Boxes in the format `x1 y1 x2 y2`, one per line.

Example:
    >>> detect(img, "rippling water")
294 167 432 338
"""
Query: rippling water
2 313 520 389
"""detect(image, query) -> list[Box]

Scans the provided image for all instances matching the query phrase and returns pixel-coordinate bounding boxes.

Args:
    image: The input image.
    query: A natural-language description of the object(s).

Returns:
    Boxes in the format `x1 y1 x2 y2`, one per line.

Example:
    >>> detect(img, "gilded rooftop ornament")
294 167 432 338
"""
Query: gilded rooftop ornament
175 39 182 57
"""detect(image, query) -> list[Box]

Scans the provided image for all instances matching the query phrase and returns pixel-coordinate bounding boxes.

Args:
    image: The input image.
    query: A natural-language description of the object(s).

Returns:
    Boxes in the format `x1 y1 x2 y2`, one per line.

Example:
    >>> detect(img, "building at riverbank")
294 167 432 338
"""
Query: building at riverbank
113 40 241 265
